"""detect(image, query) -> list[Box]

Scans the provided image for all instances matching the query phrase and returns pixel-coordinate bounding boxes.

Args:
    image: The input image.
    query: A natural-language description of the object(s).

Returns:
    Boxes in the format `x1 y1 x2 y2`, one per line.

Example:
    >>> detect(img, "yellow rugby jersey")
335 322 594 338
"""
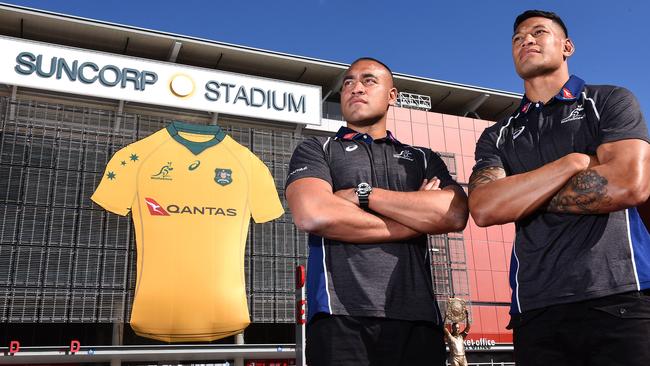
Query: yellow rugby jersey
91 121 284 342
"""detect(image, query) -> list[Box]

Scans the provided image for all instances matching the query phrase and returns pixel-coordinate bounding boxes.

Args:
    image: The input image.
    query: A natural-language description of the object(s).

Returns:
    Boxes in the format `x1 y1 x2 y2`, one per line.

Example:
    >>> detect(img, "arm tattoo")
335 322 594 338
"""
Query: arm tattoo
547 169 612 214
468 166 506 193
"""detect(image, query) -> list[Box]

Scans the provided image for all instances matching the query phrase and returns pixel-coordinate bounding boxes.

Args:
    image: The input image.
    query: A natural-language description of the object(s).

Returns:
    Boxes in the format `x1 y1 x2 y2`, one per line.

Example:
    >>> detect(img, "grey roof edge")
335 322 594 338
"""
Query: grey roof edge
0 3 350 69
0 2 522 101
394 71 522 99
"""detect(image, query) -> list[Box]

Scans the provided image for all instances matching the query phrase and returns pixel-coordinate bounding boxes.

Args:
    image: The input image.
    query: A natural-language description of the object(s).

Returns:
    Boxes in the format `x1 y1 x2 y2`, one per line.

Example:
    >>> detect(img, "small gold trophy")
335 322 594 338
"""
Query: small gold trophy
444 297 471 366
445 297 467 324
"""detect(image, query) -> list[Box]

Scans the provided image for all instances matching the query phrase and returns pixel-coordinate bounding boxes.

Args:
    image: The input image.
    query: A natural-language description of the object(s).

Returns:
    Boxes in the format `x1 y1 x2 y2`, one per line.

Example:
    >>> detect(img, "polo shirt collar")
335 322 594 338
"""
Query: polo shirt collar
334 126 403 145
518 75 586 114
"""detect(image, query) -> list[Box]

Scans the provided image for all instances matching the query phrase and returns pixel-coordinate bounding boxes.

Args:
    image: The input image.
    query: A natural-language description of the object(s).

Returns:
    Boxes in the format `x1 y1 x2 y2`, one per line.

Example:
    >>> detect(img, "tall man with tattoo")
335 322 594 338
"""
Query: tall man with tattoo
286 58 468 365
469 10 650 366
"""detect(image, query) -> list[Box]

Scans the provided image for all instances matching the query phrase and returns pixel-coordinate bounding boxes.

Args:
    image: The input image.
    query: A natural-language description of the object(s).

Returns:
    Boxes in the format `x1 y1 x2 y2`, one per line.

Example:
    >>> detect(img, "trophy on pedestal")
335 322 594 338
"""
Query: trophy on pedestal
443 297 471 366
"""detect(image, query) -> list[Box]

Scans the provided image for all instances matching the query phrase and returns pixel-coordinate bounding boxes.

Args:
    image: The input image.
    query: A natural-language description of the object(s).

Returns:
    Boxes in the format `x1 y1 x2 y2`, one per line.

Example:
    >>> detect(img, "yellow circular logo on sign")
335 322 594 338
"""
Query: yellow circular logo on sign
169 74 195 98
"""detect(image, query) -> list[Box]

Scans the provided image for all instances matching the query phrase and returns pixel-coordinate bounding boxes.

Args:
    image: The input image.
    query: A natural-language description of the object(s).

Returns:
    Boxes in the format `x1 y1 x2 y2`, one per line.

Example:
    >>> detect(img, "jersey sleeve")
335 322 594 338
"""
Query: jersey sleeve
426 151 461 189
91 145 140 216
598 87 650 145
472 126 507 174
249 154 284 223
285 137 332 188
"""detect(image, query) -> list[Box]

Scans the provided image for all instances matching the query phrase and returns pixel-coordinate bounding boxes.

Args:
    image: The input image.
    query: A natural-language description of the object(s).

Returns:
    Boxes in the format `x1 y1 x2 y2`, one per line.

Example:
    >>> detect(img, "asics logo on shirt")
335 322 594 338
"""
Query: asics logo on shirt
345 145 358 152
513 126 526 140
561 106 585 124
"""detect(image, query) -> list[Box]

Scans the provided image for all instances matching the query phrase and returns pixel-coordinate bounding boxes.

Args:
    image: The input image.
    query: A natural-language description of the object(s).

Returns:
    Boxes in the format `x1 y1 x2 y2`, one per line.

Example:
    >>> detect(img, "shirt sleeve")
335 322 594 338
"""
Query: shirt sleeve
425 151 461 189
472 125 507 174
598 87 650 145
249 153 284 223
285 137 332 188
91 145 140 216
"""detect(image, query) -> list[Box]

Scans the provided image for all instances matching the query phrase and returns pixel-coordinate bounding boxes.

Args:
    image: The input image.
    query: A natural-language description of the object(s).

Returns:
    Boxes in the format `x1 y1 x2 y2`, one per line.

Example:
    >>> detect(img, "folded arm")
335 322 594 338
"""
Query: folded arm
547 139 650 214
468 153 595 227
366 183 468 234
286 177 420 243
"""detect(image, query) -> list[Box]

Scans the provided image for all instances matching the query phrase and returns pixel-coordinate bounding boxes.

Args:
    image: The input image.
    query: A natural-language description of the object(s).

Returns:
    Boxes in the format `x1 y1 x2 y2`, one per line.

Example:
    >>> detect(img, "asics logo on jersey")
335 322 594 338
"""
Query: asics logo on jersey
393 150 414 161
188 160 200 171
345 145 358 152
561 106 585 124
151 162 173 180
144 198 170 216
513 126 526 140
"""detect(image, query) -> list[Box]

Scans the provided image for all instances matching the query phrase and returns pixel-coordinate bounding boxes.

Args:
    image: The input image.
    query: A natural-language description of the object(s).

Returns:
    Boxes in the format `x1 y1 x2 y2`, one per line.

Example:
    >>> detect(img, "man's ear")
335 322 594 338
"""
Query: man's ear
388 87 398 106
563 38 575 58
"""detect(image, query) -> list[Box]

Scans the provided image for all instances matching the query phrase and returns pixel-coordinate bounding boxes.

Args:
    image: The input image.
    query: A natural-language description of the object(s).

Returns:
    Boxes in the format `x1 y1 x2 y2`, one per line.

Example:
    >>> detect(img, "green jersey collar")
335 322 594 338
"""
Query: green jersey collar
166 121 226 155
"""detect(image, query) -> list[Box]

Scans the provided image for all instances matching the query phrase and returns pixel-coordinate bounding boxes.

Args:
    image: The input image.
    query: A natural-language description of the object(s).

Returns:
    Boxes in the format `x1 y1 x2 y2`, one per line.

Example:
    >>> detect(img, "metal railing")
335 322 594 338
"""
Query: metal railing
396 92 432 110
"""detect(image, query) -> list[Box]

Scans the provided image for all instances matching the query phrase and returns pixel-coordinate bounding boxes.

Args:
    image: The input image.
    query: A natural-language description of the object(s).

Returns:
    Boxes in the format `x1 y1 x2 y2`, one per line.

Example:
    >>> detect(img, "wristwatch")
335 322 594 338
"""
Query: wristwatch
355 182 372 210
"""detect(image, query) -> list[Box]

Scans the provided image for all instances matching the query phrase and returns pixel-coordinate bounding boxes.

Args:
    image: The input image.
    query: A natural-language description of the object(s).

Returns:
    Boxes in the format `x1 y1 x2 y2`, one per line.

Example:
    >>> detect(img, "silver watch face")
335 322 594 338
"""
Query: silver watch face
357 182 372 196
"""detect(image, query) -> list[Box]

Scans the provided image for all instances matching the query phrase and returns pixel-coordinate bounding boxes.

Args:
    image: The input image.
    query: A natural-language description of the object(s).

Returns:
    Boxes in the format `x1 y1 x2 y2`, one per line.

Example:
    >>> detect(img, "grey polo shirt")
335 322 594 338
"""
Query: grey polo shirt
286 126 461 324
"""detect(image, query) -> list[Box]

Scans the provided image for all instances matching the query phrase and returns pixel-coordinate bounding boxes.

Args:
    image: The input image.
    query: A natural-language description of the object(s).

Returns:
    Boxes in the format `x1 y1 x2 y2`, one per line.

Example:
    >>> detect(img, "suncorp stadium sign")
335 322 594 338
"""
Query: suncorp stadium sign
0 36 321 125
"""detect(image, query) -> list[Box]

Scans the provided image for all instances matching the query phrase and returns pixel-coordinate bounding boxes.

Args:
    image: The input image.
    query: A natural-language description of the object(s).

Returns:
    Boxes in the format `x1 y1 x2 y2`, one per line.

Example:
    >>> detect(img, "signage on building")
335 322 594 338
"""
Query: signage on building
464 338 497 350
0 36 322 126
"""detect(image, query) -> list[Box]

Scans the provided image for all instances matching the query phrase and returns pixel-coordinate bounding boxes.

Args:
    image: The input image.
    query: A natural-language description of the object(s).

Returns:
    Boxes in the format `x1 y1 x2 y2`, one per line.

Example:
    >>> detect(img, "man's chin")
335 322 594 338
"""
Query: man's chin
345 114 383 127
346 118 378 128
516 65 555 80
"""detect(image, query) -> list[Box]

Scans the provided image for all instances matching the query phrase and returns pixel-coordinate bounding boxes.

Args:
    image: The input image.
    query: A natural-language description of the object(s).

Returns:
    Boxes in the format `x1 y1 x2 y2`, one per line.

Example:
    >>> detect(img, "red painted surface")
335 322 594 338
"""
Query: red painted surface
9 340 20 354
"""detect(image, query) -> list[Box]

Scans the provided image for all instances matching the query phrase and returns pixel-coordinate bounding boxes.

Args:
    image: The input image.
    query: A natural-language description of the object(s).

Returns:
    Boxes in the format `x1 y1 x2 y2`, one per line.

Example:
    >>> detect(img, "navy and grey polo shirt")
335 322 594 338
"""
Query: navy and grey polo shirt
473 75 650 314
286 126 460 324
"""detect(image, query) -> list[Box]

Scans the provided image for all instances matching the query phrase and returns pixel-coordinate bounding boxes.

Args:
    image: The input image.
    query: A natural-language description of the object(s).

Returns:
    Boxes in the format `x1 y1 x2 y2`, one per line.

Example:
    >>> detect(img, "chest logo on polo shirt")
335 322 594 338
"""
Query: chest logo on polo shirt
345 145 358 152
393 149 414 161
561 105 584 124
513 126 526 140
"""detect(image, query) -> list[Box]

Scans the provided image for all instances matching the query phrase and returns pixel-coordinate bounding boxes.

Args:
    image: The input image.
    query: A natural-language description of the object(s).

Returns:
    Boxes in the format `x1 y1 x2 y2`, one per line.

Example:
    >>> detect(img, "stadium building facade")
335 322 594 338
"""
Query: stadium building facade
0 3 521 365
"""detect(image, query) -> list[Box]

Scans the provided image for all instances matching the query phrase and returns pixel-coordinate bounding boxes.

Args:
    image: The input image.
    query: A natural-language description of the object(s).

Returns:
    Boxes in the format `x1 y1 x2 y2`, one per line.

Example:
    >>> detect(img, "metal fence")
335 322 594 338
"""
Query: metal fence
0 96 467 325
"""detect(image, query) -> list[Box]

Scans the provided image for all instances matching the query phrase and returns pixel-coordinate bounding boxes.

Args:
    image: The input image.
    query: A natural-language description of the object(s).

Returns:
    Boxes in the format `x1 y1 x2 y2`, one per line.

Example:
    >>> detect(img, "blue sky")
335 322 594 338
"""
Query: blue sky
3 0 649 116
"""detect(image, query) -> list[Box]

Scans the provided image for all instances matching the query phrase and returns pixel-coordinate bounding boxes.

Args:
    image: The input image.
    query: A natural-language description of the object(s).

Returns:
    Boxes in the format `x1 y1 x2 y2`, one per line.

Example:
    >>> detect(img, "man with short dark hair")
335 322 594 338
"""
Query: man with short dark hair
286 57 468 365
469 9 650 366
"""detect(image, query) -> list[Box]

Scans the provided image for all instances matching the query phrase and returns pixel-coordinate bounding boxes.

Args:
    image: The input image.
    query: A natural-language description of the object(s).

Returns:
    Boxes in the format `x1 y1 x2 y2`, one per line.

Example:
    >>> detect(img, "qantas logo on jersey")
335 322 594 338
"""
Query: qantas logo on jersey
144 197 237 217
561 105 585 124
144 198 170 216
